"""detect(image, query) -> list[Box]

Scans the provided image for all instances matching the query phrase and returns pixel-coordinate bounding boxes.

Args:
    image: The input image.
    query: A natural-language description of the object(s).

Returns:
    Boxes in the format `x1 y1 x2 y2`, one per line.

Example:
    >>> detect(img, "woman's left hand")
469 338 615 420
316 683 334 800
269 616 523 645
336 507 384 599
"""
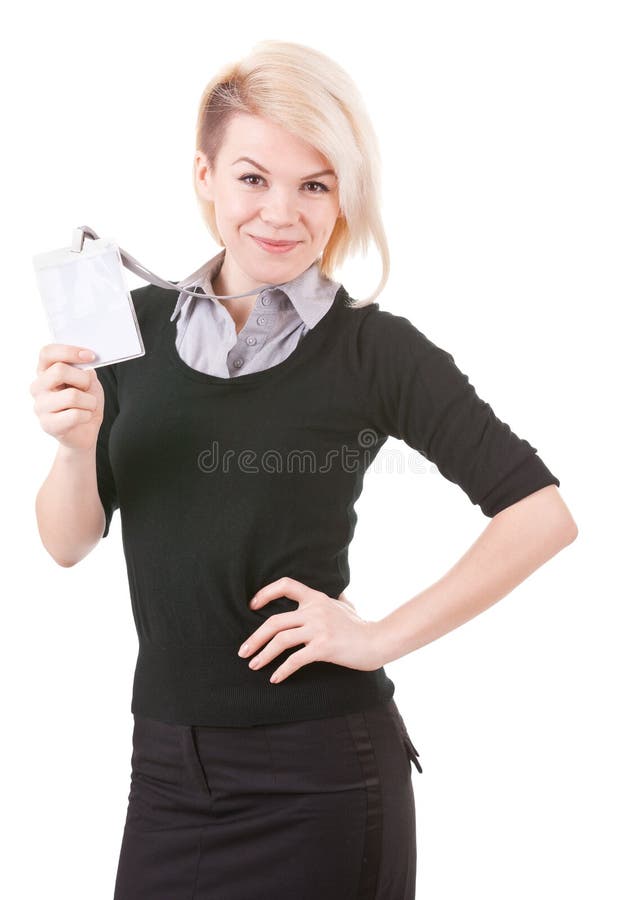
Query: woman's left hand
238 577 381 684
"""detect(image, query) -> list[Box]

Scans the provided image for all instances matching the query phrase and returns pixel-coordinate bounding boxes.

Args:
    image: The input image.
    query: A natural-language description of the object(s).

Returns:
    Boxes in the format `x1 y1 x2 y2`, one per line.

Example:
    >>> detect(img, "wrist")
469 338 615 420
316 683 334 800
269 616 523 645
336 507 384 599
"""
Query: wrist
57 442 96 463
367 618 389 669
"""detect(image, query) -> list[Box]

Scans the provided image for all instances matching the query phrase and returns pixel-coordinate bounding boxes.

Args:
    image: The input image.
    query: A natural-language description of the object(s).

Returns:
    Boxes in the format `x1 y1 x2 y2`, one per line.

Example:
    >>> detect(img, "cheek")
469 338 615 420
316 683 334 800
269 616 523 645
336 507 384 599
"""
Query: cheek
319 198 340 226
316 209 340 240
217 191 256 225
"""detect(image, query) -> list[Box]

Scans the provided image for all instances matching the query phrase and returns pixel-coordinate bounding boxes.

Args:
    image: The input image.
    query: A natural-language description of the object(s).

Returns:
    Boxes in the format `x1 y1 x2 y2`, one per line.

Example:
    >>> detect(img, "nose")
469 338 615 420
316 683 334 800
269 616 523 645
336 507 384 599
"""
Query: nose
259 188 300 227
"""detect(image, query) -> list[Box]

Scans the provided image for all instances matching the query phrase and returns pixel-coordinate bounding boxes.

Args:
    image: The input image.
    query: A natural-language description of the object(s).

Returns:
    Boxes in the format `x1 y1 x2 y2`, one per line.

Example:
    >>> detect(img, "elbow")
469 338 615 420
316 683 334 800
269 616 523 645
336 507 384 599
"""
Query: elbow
498 487 579 550
36 529 78 568
36 519 83 567
557 498 579 546
39 533 87 567
541 486 579 546
553 509 578 549
564 519 579 545
49 548 81 568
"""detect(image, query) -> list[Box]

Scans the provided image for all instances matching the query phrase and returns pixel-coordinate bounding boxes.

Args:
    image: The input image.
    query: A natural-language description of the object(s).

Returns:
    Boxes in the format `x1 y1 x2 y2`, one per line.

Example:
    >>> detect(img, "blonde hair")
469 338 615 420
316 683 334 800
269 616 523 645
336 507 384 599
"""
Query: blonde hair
192 39 390 308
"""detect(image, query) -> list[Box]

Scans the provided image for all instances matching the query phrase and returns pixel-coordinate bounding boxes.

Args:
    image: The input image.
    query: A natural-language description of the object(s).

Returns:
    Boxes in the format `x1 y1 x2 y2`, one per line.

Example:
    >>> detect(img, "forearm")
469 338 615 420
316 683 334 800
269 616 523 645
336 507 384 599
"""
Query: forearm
373 486 578 666
35 443 106 567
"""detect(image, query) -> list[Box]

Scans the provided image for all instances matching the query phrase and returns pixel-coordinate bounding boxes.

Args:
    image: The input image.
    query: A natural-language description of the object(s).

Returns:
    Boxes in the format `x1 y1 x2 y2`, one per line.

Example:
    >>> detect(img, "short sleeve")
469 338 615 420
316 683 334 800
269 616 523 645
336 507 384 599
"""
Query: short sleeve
95 362 120 537
358 308 560 517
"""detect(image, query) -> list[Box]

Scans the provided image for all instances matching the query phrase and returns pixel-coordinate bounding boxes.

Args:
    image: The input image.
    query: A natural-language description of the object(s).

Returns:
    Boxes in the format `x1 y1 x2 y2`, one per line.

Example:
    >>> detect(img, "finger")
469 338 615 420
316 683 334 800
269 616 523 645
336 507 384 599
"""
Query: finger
37 344 96 376
238 611 301 656
34 360 95 398
250 576 317 609
270 646 315 684
30 360 92 400
35 383 99 416
39 407 95 437
246 627 308 671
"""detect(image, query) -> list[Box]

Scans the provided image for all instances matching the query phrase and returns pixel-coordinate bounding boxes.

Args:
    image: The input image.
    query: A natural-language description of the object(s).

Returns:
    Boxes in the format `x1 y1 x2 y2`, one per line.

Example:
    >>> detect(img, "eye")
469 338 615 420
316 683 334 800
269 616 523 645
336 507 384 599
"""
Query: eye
304 181 330 193
238 174 264 187
238 174 330 193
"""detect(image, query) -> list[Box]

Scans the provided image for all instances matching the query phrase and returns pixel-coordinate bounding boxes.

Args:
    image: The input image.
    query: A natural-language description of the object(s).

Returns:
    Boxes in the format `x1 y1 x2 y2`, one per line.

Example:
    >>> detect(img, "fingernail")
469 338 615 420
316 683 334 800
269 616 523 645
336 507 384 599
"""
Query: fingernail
79 350 95 360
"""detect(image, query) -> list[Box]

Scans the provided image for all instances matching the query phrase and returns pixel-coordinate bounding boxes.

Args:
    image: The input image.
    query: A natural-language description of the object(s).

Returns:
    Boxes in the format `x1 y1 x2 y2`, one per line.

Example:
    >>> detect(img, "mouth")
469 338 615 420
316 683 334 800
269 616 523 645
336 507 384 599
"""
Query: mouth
250 235 300 253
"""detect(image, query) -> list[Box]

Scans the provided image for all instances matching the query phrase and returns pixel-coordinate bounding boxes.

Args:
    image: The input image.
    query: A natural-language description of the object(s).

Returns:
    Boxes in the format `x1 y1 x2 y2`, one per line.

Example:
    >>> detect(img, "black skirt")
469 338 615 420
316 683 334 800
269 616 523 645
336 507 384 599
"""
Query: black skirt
113 695 422 899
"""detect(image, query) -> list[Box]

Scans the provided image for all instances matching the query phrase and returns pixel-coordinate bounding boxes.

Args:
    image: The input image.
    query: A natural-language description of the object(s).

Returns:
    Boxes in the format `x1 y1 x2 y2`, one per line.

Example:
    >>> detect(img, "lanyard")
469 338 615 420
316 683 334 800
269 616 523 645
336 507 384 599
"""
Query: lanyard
72 225 289 301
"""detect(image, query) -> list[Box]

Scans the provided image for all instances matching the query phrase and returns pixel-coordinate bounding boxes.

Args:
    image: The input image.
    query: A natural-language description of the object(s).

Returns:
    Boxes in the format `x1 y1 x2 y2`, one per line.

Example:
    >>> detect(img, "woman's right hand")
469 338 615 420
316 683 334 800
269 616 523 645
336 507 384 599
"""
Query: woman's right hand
30 344 105 451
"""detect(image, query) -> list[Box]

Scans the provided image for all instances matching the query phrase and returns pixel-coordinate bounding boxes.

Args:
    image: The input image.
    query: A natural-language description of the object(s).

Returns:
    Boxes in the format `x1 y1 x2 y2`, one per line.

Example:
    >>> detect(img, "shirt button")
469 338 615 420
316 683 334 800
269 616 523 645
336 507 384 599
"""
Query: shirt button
261 295 271 306
257 316 266 325
246 336 257 346
233 358 244 368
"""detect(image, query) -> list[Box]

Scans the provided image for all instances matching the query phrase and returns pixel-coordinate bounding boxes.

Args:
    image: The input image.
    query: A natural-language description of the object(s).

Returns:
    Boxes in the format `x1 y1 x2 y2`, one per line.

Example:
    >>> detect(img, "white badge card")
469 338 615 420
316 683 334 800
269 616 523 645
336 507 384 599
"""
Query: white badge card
32 238 145 369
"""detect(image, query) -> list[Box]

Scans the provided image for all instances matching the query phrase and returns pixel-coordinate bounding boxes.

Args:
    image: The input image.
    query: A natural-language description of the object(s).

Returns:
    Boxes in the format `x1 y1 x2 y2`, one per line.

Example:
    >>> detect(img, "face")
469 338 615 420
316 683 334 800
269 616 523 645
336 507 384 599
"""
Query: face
194 113 341 294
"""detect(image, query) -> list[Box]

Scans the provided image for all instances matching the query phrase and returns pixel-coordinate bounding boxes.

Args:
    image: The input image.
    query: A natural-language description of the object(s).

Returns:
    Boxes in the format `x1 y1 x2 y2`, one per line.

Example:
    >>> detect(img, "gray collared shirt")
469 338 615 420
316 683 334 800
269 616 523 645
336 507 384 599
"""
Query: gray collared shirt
170 248 342 377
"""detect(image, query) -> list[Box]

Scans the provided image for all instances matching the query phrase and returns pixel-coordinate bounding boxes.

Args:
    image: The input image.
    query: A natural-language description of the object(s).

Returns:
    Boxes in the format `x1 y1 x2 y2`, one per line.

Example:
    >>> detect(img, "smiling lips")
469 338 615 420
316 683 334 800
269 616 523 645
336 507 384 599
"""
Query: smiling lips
250 235 299 254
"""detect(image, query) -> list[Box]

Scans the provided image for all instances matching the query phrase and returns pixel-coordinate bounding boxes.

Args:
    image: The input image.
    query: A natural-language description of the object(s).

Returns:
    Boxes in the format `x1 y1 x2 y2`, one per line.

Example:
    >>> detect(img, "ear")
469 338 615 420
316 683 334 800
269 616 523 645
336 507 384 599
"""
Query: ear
198 180 215 204
194 152 215 203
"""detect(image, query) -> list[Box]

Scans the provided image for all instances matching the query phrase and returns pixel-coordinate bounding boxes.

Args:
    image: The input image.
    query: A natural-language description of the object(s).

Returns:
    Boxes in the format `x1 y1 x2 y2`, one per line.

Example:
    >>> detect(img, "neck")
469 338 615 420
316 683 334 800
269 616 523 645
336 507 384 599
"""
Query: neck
212 251 280 300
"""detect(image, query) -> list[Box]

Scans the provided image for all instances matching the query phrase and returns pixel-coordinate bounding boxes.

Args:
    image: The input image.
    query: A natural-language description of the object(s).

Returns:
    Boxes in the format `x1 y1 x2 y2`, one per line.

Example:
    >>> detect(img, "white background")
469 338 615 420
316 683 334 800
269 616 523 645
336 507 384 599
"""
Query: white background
4 1 634 897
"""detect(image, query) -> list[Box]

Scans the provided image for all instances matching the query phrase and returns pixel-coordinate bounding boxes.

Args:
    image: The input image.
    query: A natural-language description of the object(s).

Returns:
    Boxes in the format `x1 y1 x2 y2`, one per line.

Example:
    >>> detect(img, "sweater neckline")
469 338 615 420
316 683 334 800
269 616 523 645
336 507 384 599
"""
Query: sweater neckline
161 284 348 386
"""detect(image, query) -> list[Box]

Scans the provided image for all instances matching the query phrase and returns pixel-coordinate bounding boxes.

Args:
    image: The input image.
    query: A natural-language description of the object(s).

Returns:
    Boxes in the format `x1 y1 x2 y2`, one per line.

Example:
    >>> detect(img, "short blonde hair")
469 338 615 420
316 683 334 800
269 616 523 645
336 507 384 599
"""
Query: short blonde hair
192 39 390 308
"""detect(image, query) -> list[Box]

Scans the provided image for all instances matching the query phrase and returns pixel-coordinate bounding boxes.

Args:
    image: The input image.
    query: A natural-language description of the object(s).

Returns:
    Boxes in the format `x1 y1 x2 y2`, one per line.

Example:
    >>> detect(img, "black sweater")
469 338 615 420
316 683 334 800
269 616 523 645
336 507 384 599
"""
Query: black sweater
95 283 560 726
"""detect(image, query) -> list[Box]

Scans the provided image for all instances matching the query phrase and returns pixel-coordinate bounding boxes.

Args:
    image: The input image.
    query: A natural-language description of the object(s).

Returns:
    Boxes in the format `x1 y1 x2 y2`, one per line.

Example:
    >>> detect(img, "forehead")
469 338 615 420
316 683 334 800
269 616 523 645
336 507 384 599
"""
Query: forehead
220 112 330 168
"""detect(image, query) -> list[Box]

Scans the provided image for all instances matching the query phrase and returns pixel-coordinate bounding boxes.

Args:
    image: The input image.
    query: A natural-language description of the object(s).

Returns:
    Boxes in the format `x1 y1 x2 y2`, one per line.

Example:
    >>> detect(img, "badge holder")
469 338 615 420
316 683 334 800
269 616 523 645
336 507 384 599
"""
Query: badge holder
32 225 290 369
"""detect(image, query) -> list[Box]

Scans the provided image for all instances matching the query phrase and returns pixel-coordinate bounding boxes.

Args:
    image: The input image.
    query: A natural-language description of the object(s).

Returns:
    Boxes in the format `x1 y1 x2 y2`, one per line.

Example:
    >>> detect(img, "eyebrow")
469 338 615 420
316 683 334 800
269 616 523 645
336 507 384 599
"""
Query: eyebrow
231 156 337 180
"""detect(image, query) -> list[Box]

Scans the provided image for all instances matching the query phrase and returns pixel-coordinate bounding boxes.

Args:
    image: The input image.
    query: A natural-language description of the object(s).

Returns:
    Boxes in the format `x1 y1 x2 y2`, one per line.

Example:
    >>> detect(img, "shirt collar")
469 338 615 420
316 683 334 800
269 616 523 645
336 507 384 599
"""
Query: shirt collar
170 248 341 329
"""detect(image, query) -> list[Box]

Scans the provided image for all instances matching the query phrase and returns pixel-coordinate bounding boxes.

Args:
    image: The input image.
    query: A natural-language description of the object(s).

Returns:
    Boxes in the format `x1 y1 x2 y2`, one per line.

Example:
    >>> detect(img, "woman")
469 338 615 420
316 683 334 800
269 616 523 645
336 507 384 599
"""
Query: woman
32 39 578 900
